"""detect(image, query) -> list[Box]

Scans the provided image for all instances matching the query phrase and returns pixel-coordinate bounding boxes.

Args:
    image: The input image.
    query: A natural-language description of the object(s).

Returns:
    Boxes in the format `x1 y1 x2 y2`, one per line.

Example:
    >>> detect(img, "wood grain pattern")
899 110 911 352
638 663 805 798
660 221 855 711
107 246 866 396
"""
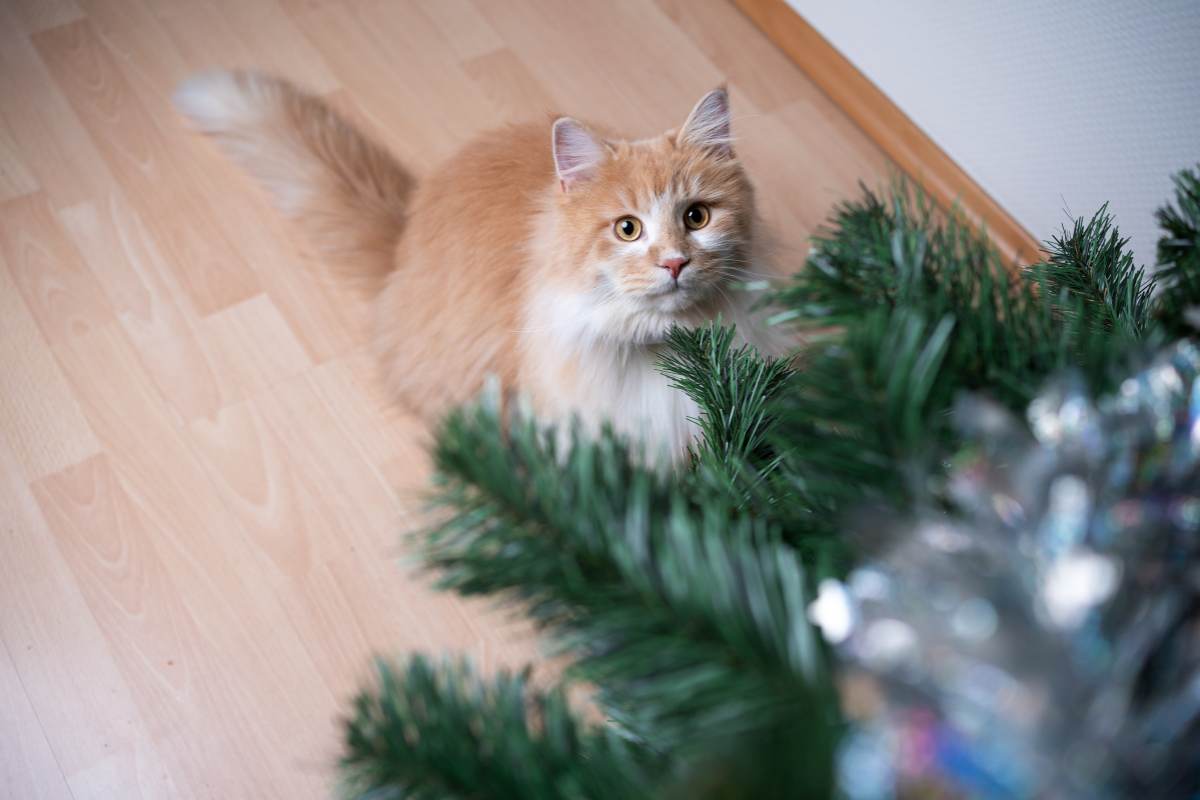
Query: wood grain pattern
0 249 101 481
33 454 250 798
734 0 1043 266
0 446 176 798
463 48 558 120
416 0 504 63
34 20 261 316
0 636 74 800
0 120 39 203
57 192 191 348
0 193 115 344
5 0 82 36
0 1 897 795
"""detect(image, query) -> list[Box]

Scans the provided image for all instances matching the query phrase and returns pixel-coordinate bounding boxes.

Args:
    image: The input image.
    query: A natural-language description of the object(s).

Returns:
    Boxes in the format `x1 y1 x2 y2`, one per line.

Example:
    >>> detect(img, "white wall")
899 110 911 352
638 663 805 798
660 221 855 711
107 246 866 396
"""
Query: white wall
787 0 1200 265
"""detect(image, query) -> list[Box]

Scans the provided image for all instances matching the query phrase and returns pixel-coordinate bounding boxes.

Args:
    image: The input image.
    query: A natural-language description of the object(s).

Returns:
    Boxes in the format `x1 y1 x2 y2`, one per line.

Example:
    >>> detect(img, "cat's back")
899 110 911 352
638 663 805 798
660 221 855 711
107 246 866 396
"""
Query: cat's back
374 121 555 418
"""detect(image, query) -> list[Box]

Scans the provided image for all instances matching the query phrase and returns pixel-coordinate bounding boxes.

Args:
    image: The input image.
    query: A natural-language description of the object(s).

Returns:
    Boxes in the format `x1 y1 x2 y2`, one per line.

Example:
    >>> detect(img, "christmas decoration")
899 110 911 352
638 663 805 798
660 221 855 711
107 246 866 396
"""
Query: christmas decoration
823 341 1200 799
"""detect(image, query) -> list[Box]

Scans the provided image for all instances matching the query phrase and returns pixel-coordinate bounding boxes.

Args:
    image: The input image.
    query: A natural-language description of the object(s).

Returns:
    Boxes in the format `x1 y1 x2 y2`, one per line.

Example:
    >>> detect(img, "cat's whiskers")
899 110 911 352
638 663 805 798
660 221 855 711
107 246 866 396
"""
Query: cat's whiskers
716 264 779 282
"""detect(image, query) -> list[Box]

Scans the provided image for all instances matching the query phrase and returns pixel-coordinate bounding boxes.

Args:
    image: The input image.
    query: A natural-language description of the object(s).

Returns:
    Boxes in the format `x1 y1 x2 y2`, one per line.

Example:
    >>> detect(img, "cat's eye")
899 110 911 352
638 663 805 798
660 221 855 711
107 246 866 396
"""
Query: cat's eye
684 203 710 230
614 216 642 241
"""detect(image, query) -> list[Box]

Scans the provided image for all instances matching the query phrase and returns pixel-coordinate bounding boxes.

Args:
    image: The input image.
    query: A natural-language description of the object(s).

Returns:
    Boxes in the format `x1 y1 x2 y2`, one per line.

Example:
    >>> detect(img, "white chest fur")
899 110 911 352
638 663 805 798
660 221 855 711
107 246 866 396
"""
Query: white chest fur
518 289 703 460
566 342 700 460
518 272 787 461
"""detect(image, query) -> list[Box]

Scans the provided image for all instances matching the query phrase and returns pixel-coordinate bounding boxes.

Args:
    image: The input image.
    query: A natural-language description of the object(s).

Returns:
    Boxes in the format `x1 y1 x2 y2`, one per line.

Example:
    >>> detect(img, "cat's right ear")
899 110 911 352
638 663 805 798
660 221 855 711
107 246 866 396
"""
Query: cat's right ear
678 87 733 158
552 118 605 192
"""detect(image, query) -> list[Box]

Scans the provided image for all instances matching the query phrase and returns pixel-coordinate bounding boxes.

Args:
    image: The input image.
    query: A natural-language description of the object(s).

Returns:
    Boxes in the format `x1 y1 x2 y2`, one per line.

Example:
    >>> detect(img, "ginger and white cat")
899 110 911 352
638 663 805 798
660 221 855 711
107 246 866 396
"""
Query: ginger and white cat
174 71 781 459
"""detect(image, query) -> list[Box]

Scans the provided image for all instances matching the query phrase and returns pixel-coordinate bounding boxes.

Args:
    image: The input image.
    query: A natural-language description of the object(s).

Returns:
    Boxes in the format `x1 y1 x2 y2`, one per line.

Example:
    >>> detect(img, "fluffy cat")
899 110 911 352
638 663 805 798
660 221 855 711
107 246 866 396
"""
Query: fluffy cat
174 71 782 459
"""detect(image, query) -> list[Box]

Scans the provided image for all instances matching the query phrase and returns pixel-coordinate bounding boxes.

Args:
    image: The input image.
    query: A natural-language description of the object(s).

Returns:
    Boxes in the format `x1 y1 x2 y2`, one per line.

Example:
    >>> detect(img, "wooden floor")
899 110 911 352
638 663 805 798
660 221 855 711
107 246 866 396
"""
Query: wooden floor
0 1 890 797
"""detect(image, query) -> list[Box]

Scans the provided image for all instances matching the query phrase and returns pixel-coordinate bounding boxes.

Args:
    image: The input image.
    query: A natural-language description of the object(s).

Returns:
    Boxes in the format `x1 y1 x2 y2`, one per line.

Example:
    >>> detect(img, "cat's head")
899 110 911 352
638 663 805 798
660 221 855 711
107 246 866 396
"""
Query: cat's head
546 89 754 341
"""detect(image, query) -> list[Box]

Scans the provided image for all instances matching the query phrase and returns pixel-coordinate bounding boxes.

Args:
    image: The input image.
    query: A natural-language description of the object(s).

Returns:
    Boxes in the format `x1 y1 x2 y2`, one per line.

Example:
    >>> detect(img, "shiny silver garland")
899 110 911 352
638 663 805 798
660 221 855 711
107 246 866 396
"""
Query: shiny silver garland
811 341 1200 799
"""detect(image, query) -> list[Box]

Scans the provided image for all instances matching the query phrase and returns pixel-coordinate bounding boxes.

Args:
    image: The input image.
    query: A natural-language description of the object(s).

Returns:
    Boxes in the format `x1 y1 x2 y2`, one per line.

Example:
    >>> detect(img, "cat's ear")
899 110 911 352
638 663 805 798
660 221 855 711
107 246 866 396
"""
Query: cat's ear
552 118 605 191
677 87 733 158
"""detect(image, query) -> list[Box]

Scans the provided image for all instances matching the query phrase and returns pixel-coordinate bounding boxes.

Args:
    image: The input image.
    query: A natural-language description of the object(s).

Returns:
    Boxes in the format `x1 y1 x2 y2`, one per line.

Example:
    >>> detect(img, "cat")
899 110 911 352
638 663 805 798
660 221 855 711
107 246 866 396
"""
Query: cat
174 71 784 460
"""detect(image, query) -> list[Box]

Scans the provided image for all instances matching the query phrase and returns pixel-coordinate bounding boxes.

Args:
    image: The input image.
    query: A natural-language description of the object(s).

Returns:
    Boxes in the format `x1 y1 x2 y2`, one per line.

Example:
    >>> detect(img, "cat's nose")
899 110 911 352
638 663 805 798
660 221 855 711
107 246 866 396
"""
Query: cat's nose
659 256 690 280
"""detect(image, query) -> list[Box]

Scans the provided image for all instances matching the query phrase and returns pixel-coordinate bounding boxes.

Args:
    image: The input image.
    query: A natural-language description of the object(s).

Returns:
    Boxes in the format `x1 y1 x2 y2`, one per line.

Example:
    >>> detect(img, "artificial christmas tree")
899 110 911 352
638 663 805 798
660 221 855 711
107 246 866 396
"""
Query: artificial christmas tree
340 167 1200 799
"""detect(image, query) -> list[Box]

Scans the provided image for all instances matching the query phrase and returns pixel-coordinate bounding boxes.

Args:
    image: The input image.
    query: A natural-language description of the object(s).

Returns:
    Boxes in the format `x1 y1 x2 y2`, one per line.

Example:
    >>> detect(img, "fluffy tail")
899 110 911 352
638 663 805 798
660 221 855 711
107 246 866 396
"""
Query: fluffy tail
173 70 411 289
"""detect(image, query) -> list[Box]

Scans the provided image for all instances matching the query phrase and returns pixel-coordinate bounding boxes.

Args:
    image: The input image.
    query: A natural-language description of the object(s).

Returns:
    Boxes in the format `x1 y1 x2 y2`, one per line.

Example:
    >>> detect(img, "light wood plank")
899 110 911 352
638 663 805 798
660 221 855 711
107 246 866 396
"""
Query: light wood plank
0 6 116 209
415 0 504 63
74 1 365 363
0 118 40 202
654 0 816 113
79 289 314 427
0 249 101 481
4 0 83 36
463 48 558 120
193 0 340 94
290 0 497 164
198 294 314 402
57 192 192 351
306 348 431 497
185 383 387 577
184 377 496 689
0 446 177 798
0 637 73 800
56 194 240 424
33 453 331 798
51 325 338 795
33 20 261 315
0 193 116 344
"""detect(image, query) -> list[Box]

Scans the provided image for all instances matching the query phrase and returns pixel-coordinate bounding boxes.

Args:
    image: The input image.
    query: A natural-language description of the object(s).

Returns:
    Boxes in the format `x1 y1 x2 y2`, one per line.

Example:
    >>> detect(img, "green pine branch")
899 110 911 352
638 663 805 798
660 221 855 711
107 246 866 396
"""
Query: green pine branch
758 184 1156 540
1154 165 1200 334
769 308 955 535
1029 203 1155 337
341 656 654 800
657 323 794 509
421 402 837 786
776 183 1142 401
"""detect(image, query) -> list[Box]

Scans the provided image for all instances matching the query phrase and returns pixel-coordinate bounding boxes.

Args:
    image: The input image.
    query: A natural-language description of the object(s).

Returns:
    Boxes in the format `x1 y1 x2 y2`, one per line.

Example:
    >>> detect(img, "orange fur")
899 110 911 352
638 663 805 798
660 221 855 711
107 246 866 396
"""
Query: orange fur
174 71 411 291
175 71 781 457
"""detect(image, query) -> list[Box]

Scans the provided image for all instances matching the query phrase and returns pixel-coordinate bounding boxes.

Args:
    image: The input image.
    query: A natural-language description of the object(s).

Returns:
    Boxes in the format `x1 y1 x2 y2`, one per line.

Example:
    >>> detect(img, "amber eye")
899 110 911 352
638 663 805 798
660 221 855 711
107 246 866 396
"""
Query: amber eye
684 203 710 230
614 216 642 241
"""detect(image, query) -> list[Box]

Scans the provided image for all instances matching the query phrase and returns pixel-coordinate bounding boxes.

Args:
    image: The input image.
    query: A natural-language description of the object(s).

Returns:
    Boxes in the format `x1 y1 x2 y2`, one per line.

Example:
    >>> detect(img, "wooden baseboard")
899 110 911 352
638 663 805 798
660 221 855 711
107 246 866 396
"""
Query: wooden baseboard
734 0 1040 266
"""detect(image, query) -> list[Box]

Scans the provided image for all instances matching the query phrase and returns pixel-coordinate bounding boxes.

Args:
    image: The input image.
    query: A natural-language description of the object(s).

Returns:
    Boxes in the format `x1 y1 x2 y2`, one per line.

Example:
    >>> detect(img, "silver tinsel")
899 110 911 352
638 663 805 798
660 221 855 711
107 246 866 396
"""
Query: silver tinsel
811 341 1200 799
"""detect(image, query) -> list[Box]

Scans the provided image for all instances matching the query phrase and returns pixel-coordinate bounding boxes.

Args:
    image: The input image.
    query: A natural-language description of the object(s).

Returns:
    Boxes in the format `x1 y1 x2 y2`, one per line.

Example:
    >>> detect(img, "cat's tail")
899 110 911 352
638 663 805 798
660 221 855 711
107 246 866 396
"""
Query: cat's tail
173 70 411 291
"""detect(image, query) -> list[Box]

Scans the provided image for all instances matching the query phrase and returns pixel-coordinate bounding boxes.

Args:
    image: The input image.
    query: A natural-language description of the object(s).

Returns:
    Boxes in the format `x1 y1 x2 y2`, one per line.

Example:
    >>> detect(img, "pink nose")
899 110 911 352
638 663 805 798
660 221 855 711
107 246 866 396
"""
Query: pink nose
659 256 690 280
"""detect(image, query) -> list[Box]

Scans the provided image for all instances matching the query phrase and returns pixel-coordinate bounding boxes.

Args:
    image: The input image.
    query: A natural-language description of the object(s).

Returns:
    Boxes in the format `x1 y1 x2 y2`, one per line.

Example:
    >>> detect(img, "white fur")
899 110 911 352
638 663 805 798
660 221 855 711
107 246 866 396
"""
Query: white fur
173 70 264 131
520 294 699 461
173 71 315 216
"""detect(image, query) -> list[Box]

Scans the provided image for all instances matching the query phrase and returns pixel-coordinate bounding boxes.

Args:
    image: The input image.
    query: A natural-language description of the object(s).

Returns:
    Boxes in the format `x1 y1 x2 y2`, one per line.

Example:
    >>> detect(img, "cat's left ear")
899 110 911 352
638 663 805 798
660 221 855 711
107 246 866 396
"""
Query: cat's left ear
552 117 606 192
677 87 733 158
